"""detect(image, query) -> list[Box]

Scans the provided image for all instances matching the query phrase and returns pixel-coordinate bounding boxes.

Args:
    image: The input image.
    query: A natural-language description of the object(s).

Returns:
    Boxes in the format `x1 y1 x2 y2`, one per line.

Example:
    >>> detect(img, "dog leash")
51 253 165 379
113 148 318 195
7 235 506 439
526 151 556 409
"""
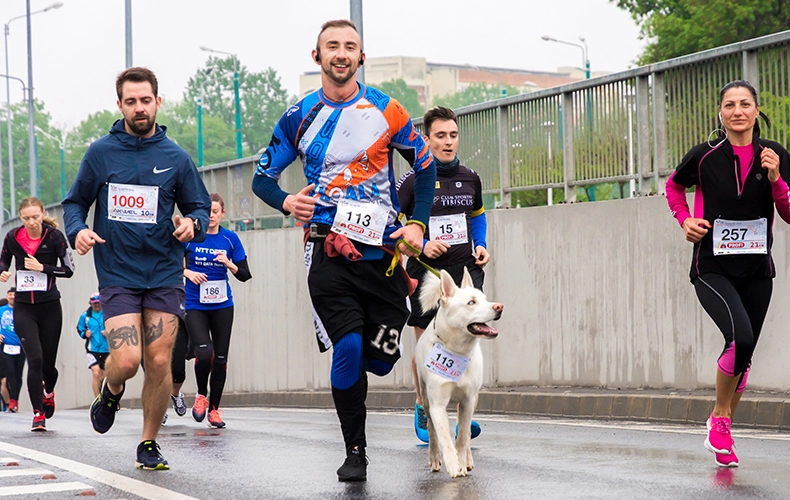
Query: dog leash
386 239 441 279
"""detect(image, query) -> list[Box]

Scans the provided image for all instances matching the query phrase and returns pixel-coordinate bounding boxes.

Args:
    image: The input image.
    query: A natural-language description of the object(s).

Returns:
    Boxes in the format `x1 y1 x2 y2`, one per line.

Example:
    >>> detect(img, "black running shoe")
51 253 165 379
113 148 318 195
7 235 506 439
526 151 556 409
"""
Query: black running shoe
337 446 367 482
31 411 46 432
135 440 170 471
42 389 55 419
90 378 124 434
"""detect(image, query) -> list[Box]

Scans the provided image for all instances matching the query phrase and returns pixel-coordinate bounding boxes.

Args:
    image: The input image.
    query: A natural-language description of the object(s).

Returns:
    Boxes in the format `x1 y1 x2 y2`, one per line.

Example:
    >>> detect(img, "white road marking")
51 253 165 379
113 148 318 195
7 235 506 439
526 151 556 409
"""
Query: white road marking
0 458 18 464
0 442 197 500
0 468 52 478
0 482 92 497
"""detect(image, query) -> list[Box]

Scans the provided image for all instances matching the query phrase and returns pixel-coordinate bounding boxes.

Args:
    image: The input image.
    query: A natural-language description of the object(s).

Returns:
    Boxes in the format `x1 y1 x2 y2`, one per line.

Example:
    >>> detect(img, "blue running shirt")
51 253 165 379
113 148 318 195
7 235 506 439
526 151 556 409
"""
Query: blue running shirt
184 227 246 310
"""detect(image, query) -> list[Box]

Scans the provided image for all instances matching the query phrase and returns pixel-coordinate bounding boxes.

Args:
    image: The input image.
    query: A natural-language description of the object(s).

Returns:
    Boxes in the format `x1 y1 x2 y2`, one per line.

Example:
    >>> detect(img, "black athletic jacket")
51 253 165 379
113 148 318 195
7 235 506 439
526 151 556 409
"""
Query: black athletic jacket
671 137 790 281
0 223 74 304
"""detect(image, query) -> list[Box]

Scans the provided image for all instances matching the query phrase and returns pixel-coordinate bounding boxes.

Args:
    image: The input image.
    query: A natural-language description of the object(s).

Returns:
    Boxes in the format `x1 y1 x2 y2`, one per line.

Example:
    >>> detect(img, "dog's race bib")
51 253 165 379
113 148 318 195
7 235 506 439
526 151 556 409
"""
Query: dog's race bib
107 183 159 224
199 280 228 304
331 199 387 246
712 218 767 256
424 342 470 382
16 270 47 292
429 214 468 246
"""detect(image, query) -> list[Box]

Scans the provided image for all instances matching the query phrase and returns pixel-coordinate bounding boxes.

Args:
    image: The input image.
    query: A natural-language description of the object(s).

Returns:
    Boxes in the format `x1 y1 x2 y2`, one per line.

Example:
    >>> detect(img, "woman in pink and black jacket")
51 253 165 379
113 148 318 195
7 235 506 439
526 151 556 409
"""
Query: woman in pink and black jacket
666 80 790 468
0 197 74 431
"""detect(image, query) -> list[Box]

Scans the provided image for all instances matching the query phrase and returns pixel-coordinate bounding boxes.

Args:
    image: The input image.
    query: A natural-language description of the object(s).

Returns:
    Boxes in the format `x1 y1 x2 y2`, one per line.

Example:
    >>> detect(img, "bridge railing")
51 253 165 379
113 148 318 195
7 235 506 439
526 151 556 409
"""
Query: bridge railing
136 30 790 230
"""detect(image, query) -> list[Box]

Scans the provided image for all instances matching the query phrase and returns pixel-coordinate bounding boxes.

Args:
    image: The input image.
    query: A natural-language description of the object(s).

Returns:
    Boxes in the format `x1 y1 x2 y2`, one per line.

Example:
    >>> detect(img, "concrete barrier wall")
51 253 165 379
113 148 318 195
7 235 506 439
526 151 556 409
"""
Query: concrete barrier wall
7 195 790 412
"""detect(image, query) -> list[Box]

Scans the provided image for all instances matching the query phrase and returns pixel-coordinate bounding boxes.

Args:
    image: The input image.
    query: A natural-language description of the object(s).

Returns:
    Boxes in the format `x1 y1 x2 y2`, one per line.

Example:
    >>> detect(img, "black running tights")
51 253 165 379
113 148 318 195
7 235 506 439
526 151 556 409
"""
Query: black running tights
185 307 234 410
15 301 62 413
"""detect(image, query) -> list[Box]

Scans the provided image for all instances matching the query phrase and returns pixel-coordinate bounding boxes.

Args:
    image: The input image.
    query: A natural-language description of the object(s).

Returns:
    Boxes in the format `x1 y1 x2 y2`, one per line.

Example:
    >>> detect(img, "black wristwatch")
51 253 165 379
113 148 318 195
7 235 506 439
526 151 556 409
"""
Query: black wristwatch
192 218 201 233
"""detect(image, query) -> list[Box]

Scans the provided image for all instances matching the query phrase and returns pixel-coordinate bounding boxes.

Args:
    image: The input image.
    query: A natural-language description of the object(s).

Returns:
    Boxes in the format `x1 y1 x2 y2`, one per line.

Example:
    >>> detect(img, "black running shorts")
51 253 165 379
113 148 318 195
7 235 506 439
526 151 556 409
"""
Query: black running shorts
100 286 186 320
304 239 410 364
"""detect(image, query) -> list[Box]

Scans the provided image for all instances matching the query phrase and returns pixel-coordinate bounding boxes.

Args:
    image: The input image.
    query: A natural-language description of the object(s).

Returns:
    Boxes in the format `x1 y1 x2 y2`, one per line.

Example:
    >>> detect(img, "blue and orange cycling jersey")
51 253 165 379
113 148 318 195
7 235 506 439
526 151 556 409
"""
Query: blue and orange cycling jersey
254 83 432 245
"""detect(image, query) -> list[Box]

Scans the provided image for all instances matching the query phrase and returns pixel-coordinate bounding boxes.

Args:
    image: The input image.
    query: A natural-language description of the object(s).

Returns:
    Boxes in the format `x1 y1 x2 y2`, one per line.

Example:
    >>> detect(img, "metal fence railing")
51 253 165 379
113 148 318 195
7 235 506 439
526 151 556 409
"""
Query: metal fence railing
195 30 790 228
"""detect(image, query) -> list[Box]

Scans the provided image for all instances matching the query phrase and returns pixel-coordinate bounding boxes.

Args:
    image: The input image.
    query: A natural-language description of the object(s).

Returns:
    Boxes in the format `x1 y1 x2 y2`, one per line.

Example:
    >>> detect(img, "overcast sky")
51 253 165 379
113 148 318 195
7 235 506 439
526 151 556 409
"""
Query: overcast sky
2 0 644 129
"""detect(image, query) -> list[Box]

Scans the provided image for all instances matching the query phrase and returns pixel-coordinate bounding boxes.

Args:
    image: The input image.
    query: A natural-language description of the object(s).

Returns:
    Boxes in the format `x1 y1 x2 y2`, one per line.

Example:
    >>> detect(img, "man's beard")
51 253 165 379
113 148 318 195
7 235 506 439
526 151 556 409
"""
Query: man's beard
125 113 156 136
323 61 356 86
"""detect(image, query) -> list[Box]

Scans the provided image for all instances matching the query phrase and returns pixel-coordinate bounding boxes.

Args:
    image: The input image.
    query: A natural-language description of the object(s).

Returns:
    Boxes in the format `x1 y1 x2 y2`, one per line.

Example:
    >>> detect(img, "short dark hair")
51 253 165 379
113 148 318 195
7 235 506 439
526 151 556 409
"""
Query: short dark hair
210 193 225 211
116 67 159 100
423 106 457 136
316 19 359 50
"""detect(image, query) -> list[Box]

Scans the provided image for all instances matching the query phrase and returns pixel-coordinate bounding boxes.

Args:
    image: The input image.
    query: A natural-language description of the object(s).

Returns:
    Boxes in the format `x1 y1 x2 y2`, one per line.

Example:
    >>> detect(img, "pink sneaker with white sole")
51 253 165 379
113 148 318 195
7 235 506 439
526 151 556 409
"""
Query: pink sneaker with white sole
705 414 733 455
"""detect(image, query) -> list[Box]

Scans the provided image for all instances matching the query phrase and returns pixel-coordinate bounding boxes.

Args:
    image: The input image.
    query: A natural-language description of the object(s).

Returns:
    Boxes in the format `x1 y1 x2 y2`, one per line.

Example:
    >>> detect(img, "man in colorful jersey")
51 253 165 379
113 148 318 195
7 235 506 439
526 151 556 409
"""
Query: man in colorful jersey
396 106 490 443
252 19 435 482
63 67 210 471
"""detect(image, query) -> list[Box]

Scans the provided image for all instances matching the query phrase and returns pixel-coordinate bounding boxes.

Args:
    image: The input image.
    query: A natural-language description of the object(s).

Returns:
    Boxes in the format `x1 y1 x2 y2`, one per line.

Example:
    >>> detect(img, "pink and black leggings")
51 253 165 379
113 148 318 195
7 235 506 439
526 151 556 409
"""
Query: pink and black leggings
693 274 772 392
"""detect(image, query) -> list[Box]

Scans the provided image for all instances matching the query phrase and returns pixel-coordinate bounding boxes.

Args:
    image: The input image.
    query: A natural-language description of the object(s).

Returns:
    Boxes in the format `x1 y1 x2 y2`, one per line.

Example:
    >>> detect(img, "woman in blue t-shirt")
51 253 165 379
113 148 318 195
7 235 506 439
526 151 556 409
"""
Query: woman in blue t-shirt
183 194 251 428
0 287 24 413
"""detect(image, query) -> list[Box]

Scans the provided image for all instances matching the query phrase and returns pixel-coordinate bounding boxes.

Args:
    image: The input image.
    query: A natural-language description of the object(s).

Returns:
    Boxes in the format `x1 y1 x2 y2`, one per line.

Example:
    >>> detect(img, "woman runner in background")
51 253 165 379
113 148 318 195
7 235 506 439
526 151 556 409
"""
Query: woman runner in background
183 193 251 428
0 197 74 430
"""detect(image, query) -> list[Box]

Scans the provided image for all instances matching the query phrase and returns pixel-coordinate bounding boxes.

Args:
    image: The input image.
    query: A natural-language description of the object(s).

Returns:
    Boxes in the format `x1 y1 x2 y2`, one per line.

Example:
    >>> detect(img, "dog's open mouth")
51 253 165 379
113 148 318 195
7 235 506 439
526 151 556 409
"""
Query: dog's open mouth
467 323 498 338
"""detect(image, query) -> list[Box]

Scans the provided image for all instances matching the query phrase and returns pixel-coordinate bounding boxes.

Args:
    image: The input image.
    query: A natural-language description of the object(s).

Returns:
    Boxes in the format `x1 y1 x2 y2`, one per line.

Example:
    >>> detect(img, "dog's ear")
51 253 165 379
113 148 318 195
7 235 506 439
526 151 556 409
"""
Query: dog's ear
461 266 474 289
440 270 457 299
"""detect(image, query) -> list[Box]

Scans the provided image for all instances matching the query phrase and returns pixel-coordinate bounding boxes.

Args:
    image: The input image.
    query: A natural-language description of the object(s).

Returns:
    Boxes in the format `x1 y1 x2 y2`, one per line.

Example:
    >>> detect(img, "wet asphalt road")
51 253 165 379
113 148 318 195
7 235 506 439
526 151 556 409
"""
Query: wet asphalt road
1 407 789 499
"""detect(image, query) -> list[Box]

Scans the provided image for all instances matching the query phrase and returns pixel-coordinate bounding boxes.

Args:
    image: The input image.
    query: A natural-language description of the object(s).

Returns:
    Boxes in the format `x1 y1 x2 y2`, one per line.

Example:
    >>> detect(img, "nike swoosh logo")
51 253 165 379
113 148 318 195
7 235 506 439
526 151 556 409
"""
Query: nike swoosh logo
153 166 173 174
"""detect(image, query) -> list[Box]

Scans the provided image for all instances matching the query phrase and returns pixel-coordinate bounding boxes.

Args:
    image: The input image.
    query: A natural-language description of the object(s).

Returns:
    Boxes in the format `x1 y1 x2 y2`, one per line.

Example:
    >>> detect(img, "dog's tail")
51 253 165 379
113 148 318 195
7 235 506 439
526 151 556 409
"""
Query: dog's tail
419 271 442 313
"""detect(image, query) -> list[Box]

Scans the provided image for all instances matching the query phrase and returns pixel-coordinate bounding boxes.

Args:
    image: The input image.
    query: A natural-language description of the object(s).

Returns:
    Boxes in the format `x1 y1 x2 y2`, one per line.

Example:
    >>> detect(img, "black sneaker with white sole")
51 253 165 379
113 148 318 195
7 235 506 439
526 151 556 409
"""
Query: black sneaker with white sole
135 440 170 470
90 378 124 434
336 445 367 482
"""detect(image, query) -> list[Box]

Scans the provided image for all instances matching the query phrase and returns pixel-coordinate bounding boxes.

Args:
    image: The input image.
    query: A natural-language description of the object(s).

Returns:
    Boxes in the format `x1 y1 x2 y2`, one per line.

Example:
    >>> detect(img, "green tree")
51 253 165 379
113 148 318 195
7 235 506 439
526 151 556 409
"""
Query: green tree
374 79 424 118
434 82 523 109
612 0 790 64
183 56 293 160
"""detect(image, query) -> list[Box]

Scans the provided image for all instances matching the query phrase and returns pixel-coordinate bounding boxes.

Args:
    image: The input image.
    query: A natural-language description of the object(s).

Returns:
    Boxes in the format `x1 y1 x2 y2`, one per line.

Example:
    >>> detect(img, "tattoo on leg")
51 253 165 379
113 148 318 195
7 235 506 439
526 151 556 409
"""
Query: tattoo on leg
108 326 139 350
168 316 178 337
144 318 165 344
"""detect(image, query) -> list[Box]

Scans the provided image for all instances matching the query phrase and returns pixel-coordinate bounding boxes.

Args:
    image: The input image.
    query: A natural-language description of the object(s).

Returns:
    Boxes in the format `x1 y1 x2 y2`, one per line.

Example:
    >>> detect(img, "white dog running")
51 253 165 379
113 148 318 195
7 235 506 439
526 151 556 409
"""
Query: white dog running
415 267 503 478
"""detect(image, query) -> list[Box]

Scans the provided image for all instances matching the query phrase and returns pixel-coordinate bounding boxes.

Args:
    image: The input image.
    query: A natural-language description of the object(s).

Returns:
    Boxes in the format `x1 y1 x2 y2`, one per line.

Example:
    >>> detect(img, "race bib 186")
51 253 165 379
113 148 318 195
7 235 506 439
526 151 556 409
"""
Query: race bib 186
108 183 159 224
713 218 768 256
424 342 470 382
199 280 228 304
429 213 468 246
331 199 387 246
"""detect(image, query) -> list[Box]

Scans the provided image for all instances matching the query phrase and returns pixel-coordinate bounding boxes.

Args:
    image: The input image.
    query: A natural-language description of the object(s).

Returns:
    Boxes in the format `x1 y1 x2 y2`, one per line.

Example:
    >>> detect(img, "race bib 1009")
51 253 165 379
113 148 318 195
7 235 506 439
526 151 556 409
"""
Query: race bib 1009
108 183 159 224
713 218 768 256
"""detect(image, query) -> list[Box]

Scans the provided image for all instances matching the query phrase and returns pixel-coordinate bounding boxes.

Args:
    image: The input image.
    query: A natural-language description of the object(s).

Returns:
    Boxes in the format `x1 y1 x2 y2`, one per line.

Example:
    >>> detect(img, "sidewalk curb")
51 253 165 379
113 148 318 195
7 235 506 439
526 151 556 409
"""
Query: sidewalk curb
138 390 790 431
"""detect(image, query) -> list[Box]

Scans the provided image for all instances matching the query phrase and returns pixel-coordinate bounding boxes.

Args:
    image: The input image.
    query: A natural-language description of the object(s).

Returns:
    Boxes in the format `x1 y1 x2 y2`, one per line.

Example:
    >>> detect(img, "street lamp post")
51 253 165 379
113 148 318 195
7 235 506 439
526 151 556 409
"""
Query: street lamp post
1 74 27 218
542 34 593 200
5 2 62 203
541 35 589 80
200 46 242 159
35 126 66 200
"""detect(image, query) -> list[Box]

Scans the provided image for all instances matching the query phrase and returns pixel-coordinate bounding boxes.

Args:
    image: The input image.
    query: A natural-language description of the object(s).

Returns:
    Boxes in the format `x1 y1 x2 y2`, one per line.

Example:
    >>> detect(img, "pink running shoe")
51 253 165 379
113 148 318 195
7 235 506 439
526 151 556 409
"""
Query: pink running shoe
715 449 739 467
192 395 209 422
705 414 733 455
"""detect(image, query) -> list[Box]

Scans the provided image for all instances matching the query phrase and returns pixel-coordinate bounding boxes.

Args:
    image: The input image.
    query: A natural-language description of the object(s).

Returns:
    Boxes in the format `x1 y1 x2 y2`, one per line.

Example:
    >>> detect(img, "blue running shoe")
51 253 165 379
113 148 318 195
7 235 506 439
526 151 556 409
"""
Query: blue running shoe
90 378 123 434
414 403 429 443
456 420 482 439
135 440 170 471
